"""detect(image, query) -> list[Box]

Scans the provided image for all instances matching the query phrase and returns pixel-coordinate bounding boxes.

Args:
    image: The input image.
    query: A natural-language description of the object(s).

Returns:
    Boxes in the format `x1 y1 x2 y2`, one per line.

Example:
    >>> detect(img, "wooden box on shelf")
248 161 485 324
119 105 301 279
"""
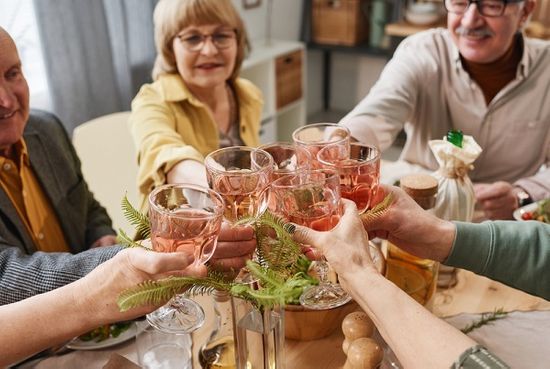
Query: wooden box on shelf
275 50 303 110
312 0 369 46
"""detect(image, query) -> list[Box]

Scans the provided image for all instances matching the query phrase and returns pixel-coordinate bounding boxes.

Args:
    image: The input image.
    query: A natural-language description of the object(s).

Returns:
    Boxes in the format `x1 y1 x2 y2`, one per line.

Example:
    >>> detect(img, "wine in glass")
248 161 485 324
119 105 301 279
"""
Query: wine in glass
292 123 351 169
271 169 352 310
317 143 381 213
204 146 273 224
147 183 225 334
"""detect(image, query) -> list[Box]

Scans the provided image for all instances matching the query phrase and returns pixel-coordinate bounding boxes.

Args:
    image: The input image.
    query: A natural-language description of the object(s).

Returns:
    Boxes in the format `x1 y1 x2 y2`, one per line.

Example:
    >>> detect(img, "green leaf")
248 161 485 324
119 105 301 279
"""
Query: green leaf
121 194 151 239
460 308 508 334
116 229 150 250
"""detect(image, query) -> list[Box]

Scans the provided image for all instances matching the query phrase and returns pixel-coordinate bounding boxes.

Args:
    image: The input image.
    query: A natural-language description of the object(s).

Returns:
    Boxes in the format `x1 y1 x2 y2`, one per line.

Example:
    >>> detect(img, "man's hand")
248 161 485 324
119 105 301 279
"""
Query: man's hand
474 182 519 220
208 223 256 275
91 235 118 248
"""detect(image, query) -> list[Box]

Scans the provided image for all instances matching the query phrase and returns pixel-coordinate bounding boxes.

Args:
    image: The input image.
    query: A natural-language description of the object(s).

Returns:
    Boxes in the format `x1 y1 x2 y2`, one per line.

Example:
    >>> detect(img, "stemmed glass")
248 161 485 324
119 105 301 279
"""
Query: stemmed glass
147 183 225 333
292 123 351 169
271 169 352 310
317 143 381 213
204 146 273 224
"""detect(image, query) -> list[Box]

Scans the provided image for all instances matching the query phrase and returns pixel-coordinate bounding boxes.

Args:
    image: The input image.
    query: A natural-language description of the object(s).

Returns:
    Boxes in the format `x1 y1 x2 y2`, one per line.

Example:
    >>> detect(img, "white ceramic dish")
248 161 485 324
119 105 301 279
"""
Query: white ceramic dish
513 202 539 221
66 321 145 350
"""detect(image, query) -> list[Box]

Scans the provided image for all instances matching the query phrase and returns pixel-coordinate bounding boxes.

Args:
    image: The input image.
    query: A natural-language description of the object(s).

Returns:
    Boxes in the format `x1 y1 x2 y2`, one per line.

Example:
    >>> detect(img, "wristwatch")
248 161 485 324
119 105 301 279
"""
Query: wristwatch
516 189 533 207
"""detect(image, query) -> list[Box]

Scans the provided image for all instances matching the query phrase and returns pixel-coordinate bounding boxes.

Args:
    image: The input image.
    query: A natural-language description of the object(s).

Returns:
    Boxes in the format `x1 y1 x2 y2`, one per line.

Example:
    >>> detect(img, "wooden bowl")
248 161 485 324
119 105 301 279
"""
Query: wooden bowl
285 300 359 341
284 242 385 341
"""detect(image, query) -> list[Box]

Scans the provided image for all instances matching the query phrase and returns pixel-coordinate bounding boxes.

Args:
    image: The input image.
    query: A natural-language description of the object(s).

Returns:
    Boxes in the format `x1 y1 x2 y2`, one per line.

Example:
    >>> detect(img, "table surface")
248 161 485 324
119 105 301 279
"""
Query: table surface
26 268 550 369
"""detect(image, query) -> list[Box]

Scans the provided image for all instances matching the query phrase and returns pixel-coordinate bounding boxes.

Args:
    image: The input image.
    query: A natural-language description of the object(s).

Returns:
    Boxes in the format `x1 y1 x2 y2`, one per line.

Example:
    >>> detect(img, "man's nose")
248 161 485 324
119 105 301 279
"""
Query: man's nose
461 3 485 27
0 83 16 109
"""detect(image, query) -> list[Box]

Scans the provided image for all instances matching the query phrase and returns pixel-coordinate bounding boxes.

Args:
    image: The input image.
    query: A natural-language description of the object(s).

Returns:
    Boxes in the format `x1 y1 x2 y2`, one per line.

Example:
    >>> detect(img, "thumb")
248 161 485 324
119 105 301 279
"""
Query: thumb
290 223 323 250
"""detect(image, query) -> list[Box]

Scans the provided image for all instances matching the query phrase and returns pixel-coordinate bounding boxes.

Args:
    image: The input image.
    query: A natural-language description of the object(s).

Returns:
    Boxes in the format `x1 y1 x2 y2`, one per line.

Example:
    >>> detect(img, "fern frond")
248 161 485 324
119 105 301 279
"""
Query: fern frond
117 277 185 311
117 275 234 311
116 229 150 250
121 194 151 238
360 192 394 224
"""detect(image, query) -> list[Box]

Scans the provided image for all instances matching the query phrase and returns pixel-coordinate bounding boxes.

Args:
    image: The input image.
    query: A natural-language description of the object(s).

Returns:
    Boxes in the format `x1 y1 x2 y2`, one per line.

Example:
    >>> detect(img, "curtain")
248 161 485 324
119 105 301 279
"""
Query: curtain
33 0 157 133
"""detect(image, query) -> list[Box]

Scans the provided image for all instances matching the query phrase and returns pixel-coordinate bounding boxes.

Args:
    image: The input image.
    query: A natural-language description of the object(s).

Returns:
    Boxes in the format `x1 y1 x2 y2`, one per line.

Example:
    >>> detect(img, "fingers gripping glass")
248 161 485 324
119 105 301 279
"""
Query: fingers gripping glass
176 30 236 52
444 0 524 17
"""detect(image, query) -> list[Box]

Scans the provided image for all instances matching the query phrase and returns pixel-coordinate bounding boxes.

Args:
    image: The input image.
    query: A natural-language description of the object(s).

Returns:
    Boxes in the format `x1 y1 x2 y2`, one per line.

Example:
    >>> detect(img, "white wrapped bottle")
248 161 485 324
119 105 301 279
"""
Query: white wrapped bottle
429 131 482 287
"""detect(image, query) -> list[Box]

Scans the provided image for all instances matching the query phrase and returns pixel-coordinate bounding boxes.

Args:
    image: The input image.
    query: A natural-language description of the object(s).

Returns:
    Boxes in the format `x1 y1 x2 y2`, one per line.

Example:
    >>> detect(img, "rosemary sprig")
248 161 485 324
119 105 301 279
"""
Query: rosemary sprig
460 308 508 334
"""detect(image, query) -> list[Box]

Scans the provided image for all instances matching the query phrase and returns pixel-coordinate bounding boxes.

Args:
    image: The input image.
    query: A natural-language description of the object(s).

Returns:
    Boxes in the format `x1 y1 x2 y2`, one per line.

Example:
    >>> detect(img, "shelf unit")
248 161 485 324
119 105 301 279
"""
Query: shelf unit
241 39 306 143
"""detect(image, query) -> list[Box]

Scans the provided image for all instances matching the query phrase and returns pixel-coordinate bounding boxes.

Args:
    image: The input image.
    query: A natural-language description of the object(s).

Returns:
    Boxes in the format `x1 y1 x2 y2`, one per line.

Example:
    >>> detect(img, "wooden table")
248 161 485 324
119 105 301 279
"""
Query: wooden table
190 269 550 369
26 270 550 369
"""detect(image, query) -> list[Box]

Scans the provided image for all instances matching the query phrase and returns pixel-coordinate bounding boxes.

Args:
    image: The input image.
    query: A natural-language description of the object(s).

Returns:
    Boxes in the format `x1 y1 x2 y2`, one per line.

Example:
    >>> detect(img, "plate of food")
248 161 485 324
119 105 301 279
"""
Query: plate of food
66 321 144 350
513 199 550 223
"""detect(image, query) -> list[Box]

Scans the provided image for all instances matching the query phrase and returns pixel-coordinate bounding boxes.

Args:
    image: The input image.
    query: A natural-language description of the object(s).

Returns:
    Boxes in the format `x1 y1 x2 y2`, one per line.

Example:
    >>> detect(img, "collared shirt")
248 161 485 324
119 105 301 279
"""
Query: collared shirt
130 74 263 210
0 139 70 252
341 29 550 201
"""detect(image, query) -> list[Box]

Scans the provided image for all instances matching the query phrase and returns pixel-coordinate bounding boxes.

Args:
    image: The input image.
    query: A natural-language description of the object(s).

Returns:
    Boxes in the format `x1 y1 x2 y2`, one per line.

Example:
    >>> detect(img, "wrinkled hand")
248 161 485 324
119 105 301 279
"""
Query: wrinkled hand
78 248 205 323
291 200 377 288
364 185 455 262
91 235 118 248
209 223 256 275
474 182 518 220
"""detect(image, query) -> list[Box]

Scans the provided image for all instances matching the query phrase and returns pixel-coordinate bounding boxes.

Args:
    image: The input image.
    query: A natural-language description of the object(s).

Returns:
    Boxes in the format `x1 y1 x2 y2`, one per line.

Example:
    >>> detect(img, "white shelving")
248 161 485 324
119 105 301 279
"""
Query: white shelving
241 39 306 143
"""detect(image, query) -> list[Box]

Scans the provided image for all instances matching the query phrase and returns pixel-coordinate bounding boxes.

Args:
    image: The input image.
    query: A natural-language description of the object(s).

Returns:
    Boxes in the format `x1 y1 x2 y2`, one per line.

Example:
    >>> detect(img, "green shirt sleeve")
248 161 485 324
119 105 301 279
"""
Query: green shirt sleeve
445 221 550 300
452 345 510 369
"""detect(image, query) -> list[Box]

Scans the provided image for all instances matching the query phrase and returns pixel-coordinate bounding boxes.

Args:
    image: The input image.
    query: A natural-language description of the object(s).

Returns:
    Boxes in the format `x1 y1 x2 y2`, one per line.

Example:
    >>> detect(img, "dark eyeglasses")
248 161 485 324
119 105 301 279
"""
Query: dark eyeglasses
176 30 236 52
444 0 524 17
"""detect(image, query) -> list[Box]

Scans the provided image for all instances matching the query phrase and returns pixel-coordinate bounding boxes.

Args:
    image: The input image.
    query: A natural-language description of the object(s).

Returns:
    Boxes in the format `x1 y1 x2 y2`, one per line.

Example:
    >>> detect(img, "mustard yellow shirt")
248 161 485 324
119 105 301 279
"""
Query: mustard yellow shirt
0 140 70 252
129 74 263 210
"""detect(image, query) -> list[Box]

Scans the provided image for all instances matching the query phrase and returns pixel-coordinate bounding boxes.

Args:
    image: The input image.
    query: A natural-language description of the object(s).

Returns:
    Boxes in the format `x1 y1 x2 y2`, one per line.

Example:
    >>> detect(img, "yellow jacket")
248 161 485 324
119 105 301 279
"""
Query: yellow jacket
129 73 263 209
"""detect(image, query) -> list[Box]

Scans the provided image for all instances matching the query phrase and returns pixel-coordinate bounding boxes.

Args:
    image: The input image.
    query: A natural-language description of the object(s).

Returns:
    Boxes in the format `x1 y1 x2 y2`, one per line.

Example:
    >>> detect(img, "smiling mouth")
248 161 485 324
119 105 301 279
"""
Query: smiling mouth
196 63 223 69
0 111 16 120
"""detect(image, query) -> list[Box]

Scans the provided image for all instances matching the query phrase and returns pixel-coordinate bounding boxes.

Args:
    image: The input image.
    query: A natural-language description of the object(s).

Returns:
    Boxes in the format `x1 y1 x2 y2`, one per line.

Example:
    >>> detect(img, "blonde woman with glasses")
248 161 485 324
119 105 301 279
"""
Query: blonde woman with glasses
129 0 260 272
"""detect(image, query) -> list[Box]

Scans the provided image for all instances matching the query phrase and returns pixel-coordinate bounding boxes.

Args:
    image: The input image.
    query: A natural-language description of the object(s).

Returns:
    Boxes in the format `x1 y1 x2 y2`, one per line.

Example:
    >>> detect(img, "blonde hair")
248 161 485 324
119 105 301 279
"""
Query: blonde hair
152 0 249 81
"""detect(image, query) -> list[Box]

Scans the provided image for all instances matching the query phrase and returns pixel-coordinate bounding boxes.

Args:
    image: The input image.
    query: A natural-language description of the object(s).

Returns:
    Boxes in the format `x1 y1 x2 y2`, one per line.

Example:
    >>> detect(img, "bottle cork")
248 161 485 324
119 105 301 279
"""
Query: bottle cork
400 174 438 210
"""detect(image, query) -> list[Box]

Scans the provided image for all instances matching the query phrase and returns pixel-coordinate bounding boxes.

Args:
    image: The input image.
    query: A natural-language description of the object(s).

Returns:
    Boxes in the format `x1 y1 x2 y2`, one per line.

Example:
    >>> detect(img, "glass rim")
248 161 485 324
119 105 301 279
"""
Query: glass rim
317 143 381 168
204 146 274 175
148 183 225 219
291 123 351 146
270 168 340 190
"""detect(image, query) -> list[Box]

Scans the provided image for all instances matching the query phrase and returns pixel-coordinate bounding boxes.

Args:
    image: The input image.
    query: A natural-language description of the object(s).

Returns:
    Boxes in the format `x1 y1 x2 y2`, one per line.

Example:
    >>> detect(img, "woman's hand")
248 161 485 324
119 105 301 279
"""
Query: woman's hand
77 248 205 324
208 223 256 276
291 199 379 288
364 185 456 262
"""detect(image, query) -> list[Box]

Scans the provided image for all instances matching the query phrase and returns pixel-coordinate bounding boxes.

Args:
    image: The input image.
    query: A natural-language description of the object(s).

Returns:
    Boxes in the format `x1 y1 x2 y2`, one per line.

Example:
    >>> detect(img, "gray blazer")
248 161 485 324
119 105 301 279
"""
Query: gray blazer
0 110 121 305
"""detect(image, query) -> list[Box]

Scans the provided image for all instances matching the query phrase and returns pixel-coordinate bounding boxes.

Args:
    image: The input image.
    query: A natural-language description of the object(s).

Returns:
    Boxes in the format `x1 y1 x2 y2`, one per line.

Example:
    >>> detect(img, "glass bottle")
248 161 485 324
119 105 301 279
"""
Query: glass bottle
199 290 237 369
429 129 482 288
384 174 440 310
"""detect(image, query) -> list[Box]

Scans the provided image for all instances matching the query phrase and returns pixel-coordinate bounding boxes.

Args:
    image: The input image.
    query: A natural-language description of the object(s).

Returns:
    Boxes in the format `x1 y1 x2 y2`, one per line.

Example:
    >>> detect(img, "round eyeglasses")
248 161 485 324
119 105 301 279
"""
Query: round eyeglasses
176 30 236 52
444 0 524 17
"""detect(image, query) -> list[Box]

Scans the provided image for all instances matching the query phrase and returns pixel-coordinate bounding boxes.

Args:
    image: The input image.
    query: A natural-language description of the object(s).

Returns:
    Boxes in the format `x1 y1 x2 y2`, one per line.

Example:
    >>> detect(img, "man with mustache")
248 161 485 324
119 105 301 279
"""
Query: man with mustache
0 26 254 306
341 0 548 220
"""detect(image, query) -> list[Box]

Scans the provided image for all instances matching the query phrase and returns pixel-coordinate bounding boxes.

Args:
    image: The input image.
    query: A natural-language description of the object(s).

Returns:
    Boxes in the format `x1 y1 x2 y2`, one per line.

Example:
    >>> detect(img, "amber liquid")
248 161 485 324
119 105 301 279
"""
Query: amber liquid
150 209 221 264
199 336 238 369
385 241 439 309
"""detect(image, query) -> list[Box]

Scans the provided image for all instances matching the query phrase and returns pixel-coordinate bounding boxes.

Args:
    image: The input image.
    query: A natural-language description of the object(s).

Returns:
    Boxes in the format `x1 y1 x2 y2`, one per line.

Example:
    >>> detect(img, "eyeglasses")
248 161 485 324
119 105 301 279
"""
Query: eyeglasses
444 0 524 17
176 30 236 52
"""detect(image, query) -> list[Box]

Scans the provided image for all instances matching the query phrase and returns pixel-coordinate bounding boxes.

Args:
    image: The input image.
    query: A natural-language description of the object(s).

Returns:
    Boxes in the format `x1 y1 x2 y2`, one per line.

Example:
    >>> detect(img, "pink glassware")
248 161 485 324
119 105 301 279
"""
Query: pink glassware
317 143 381 213
271 169 352 310
204 146 273 224
292 123 351 169
147 183 225 333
